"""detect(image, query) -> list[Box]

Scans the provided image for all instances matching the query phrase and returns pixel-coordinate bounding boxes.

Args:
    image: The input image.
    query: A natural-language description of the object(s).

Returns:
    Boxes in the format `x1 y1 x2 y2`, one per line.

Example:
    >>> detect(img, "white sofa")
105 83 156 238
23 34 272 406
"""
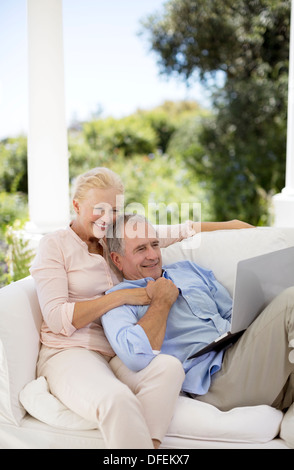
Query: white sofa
0 226 294 449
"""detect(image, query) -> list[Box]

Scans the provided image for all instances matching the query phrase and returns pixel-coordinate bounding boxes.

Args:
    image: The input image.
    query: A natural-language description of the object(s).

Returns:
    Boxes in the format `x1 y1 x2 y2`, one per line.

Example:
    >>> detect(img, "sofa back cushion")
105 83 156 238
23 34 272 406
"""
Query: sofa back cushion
161 227 288 296
0 276 42 425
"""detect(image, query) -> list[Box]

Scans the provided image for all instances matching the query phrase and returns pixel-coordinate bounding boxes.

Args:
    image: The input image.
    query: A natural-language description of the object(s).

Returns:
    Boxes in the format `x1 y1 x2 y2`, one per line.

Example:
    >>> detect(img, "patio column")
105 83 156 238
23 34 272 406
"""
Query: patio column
26 0 69 234
273 0 294 226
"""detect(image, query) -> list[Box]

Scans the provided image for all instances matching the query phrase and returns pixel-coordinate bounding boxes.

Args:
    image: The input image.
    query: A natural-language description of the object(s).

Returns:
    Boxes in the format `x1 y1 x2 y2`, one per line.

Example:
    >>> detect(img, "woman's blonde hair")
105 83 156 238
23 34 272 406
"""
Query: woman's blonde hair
72 167 124 201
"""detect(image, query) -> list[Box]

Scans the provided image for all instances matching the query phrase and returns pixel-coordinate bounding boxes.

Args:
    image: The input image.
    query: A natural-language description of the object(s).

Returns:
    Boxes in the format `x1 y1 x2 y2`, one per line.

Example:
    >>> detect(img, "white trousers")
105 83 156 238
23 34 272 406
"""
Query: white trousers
37 346 184 449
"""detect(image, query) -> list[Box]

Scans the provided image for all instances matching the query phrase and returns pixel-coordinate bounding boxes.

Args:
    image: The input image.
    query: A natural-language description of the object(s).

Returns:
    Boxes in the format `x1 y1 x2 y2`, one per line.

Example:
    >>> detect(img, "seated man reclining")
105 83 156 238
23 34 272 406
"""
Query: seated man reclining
102 214 294 447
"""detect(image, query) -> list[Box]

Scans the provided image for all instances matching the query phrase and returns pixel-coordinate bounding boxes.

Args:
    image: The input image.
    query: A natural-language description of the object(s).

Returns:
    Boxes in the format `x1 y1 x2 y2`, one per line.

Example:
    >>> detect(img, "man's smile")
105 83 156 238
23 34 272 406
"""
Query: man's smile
141 260 160 269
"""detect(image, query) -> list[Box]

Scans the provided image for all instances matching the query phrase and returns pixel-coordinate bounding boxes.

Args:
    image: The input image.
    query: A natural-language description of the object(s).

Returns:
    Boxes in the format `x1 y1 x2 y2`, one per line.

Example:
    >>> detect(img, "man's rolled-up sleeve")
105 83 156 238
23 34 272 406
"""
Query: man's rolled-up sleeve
102 305 157 372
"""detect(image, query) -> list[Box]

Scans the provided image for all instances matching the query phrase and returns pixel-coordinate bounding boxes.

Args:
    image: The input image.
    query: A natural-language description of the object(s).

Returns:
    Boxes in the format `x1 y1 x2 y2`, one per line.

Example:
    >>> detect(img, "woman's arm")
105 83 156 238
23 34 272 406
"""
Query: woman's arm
30 234 151 335
157 219 254 248
75 279 176 343
72 288 150 330
192 219 255 233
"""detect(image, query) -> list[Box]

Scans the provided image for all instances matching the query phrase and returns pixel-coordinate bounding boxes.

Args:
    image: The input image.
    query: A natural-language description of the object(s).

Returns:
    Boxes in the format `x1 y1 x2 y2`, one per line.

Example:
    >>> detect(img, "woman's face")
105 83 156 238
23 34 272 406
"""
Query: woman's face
74 187 123 239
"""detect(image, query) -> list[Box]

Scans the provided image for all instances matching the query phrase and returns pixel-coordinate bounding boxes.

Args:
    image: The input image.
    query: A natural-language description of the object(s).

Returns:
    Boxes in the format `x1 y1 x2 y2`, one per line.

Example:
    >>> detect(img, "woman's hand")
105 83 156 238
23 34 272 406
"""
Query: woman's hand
73 287 151 329
123 287 152 306
124 279 179 308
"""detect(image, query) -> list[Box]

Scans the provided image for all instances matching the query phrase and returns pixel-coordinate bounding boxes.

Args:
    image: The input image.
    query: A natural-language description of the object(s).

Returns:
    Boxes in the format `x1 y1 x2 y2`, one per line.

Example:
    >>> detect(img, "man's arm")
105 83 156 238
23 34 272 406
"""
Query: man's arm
102 278 179 371
102 304 156 371
138 277 179 350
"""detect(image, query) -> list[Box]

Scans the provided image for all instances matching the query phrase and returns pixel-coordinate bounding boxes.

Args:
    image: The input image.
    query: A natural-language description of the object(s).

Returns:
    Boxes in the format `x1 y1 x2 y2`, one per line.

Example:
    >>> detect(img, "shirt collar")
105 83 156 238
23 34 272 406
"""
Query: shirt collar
122 269 167 284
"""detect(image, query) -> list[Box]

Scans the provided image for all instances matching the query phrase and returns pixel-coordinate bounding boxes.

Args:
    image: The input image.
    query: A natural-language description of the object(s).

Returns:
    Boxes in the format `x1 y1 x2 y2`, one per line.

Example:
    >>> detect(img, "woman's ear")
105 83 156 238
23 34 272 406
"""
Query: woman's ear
110 252 123 271
72 199 80 215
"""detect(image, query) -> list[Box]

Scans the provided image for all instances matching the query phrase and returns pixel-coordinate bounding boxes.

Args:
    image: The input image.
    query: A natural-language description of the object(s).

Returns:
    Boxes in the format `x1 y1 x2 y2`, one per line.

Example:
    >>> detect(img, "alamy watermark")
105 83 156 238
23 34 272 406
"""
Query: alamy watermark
93 195 201 247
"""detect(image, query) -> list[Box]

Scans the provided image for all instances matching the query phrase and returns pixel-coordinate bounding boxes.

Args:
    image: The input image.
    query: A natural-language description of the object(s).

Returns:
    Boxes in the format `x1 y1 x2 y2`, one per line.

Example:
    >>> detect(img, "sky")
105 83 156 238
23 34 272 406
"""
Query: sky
0 0 210 140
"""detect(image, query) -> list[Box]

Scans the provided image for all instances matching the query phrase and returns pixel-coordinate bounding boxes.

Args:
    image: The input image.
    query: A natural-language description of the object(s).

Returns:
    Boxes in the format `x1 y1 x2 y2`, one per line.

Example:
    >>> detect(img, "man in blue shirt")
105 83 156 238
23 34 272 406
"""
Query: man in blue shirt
102 214 294 446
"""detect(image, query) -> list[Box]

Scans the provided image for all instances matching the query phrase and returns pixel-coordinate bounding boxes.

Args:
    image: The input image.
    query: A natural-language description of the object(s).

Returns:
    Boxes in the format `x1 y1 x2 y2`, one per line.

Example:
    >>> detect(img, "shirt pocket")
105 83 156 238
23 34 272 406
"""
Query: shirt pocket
181 284 219 320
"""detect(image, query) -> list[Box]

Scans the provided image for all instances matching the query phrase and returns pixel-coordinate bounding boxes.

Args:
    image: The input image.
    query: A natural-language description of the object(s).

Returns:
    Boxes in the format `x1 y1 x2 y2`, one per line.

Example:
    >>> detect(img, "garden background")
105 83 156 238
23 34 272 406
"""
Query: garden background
0 0 291 286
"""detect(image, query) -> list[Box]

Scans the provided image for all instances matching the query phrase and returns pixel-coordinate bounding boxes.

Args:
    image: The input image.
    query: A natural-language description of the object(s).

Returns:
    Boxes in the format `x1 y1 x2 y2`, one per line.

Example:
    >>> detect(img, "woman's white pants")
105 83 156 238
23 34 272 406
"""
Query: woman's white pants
37 346 184 449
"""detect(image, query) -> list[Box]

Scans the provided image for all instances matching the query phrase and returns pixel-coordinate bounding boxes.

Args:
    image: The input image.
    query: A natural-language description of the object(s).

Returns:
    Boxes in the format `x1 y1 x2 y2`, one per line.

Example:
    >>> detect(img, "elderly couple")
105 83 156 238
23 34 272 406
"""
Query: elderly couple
31 167 294 449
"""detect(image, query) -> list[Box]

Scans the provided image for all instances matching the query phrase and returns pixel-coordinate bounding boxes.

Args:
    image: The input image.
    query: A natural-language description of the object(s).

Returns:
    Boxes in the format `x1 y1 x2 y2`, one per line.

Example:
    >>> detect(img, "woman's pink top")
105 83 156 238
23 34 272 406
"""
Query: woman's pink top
30 222 195 356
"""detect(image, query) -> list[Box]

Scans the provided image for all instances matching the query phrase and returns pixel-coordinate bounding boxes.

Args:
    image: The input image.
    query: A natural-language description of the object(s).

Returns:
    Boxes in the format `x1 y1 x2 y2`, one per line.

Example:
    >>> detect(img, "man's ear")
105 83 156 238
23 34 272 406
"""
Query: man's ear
110 252 123 271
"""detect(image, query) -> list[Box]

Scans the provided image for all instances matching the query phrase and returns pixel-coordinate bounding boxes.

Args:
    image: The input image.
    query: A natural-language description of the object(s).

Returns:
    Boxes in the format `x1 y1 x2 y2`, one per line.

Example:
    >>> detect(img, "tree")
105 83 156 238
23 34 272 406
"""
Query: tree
141 0 290 224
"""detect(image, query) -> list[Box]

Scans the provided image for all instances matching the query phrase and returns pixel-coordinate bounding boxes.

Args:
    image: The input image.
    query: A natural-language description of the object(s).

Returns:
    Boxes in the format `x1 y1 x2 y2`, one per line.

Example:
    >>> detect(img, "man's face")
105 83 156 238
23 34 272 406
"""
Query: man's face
111 221 163 280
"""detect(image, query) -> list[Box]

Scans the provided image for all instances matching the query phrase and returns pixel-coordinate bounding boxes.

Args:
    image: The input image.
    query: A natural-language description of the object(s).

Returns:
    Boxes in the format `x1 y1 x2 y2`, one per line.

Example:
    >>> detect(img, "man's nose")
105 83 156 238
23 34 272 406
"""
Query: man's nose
146 246 157 258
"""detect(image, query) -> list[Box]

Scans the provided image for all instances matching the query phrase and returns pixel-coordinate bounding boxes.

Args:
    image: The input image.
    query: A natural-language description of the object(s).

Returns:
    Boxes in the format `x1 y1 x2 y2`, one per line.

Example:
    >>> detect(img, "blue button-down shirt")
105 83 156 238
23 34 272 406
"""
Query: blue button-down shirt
102 260 233 395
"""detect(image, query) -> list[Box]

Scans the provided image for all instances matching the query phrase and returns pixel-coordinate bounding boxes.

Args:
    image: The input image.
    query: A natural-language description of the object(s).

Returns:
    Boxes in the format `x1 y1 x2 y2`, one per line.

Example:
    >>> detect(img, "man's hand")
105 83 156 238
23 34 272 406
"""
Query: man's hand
139 278 179 350
146 278 179 307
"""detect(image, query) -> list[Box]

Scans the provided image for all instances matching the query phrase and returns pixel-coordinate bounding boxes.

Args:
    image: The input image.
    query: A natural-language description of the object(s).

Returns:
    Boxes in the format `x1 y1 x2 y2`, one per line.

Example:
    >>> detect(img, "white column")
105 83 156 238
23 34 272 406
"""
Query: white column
26 0 69 234
272 0 294 226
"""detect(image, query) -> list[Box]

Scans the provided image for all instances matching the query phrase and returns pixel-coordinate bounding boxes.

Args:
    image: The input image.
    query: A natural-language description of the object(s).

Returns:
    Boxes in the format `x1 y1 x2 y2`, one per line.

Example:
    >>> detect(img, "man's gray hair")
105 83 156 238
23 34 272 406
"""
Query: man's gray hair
106 213 156 255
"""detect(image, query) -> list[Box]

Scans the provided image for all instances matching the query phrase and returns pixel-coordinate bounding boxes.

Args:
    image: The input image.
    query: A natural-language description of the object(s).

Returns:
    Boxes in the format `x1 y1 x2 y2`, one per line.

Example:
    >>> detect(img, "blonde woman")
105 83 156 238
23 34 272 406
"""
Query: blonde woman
30 167 252 449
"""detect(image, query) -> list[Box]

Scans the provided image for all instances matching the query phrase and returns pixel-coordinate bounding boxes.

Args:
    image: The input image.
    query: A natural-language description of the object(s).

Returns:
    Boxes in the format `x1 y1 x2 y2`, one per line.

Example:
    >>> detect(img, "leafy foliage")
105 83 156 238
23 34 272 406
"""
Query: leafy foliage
3 221 35 285
0 136 28 193
68 101 210 222
0 100 208 287
0 192 28 235
140 0 290 224
0 193 29 287
141 0 290 81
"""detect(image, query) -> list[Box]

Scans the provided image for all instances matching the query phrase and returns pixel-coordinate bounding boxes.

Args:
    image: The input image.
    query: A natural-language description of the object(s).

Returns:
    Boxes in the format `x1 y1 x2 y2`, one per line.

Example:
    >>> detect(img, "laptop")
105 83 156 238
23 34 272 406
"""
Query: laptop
188 246 294 359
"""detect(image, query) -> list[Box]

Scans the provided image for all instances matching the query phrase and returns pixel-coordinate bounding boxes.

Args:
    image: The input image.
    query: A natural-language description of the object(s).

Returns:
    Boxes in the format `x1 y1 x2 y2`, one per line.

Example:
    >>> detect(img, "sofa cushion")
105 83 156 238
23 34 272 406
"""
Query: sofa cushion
161 227 288 296
0 277 42 425
168 396 282 443
19 377 97 430
280 402 294 448
19 376 283 443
